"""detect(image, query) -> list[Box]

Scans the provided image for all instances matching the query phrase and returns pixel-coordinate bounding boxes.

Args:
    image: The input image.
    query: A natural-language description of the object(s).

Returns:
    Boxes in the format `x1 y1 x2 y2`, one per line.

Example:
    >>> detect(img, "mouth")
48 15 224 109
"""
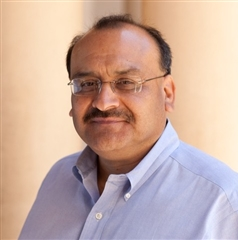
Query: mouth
89 117 126 124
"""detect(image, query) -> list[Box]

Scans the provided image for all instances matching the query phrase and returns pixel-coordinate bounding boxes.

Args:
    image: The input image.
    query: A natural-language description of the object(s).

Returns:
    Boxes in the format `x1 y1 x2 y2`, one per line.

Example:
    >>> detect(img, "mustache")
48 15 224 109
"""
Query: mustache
83 108 135 123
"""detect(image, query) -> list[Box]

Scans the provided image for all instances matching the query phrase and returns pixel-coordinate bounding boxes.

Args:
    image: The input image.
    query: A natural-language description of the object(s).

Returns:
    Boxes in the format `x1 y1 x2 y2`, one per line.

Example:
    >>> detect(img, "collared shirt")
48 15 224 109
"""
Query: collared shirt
19 121 238 240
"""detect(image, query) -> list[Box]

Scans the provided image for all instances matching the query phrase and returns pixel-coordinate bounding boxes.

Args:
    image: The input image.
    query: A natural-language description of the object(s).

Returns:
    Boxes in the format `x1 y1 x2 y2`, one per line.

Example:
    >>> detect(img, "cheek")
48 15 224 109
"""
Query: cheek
125 94 156 126
140 90 166 122
71 97 91 123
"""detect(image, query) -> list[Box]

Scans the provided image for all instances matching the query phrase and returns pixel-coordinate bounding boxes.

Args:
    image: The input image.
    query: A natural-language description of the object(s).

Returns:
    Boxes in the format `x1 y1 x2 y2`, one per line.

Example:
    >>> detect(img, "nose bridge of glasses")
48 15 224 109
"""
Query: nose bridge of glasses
135 83 142 93
98 80 116 93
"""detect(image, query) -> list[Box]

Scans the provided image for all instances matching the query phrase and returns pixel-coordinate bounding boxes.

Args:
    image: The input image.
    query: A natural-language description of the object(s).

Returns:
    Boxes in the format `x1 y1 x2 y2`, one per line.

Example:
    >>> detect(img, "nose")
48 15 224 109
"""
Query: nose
92 82 120 111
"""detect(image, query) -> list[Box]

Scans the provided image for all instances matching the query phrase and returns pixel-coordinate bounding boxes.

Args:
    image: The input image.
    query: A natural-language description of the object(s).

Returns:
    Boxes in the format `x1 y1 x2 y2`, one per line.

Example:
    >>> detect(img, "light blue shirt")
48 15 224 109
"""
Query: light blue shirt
19 121 238 239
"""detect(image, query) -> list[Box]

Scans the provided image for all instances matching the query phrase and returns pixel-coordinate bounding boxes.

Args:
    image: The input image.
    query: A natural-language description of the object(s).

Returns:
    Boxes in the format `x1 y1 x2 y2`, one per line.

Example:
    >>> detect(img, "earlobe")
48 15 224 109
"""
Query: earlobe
69 109 73 117
164 75 176 113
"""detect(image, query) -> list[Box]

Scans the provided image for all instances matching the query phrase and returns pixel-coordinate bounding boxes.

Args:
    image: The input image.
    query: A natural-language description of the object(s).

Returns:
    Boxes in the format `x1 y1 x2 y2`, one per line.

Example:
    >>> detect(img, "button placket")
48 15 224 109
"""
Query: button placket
80 174 129 239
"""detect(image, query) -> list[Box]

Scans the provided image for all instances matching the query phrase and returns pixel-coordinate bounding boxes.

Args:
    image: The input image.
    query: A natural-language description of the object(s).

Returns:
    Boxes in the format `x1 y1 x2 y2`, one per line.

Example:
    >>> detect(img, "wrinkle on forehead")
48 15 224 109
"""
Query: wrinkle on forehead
71 63 143 80
71 56 143 80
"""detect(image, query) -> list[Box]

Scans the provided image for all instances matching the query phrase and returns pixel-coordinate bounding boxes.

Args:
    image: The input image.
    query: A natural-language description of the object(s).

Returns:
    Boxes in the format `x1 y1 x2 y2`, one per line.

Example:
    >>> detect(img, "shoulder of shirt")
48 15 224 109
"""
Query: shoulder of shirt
51 151 82 170
39 152 83 185
171 141 238 210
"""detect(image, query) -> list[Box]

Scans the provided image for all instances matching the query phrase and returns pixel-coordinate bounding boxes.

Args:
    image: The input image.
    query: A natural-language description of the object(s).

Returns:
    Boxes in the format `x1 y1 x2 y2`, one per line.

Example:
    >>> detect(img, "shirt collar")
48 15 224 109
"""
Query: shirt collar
75 145 98 180
125 120 179 195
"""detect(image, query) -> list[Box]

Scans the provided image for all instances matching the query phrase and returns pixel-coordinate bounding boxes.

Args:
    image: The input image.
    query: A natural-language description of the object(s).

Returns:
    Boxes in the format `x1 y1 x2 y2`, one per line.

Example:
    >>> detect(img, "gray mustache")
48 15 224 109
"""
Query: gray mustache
83 108 135 123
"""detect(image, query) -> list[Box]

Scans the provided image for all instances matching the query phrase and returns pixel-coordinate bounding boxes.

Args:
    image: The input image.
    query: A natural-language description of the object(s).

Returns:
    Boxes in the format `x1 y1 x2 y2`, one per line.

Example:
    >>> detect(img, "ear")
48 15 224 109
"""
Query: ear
69 109 73 117
163 75 176 113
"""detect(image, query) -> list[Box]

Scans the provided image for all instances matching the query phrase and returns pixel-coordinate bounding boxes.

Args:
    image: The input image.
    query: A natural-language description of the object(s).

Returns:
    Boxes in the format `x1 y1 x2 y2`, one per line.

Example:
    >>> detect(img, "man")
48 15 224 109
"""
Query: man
19 14 238 239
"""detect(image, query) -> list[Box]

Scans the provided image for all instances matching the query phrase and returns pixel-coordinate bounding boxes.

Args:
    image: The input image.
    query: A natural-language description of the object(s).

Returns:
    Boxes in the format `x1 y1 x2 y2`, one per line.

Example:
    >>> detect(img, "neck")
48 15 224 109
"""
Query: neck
97 157 140 195
96 145 154 195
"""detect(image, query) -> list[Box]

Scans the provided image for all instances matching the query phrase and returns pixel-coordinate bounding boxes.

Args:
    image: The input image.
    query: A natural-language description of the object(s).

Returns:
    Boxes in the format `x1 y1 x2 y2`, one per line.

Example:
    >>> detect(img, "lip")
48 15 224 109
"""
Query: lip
89 117 126 124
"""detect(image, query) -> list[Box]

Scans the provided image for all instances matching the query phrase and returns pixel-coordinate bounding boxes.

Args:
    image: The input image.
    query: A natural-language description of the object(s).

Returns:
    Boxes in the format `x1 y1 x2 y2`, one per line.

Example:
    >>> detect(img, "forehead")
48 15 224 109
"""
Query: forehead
70 24 160 77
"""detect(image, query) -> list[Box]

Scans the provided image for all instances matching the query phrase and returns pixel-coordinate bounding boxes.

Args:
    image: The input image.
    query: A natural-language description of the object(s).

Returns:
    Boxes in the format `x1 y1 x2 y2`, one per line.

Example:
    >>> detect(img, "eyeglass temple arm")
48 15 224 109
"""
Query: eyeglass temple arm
144 71 170 83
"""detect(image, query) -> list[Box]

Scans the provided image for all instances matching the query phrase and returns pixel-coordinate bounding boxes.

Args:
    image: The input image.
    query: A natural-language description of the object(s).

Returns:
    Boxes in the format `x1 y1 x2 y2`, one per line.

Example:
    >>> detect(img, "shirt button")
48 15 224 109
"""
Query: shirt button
125 193 131 199
95 212 103 220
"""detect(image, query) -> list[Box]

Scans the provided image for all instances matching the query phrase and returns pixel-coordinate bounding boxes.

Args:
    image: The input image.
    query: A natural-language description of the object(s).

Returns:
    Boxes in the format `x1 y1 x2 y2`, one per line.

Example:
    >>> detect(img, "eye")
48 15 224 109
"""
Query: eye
81 80 97 87
79 79 99 92
115 79 136 90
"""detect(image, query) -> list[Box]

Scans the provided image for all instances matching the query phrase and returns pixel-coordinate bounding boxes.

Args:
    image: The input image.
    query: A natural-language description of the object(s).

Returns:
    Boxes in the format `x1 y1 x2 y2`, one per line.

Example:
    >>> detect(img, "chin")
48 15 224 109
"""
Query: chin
91 140 125 152
83 125 131 147
86 134 129 154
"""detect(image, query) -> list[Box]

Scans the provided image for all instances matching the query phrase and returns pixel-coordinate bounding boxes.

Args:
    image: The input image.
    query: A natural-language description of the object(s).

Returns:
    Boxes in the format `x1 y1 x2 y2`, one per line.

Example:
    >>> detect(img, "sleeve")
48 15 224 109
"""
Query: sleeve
203 210 238 239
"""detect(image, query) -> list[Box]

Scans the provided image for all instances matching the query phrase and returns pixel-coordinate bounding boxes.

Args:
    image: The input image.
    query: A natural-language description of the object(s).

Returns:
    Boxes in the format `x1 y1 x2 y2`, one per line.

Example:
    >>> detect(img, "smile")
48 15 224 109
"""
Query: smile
89 117 126 124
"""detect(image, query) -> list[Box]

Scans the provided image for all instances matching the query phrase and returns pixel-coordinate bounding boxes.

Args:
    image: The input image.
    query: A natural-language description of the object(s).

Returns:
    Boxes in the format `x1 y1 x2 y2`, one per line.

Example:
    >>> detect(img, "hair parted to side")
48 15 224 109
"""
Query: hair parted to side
66 14 172 78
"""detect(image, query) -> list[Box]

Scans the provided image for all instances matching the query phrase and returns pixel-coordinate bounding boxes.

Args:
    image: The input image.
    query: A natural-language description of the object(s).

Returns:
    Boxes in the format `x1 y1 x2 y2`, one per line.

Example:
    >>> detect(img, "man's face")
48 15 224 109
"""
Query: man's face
69 24 175 161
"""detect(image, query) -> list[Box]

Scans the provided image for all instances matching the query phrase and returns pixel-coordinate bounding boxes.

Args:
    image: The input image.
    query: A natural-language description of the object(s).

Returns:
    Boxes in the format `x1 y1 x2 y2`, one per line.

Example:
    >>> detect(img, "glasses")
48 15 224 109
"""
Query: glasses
67 73 168 96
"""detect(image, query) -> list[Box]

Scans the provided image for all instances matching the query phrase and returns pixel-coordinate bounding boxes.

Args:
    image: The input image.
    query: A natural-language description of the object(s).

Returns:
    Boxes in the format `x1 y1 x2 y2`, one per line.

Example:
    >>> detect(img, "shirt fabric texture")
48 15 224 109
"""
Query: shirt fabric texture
19 120 238 240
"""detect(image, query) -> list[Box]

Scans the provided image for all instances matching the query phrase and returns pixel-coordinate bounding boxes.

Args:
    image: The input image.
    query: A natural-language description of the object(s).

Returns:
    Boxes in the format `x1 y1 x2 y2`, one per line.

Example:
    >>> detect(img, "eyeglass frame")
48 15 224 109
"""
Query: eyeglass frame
67 72 169 96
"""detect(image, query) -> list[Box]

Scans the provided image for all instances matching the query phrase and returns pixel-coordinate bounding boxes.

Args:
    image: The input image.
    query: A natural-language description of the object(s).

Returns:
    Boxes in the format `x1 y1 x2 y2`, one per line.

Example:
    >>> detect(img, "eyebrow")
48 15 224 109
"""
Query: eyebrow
71 67 141 80
71 71 96 79
114 67 141 75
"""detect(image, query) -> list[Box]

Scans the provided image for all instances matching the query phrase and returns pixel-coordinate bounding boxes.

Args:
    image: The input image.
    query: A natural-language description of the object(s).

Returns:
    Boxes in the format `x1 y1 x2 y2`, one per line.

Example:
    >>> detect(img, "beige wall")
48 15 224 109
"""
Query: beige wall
142 2 238 172
1 2 84 239
1 1 238 240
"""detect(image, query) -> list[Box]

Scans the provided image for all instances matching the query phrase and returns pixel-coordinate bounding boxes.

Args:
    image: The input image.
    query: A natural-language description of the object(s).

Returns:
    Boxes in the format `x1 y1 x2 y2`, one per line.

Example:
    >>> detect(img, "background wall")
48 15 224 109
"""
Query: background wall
1 1 84 239
1 1 237 239
142 1 238 172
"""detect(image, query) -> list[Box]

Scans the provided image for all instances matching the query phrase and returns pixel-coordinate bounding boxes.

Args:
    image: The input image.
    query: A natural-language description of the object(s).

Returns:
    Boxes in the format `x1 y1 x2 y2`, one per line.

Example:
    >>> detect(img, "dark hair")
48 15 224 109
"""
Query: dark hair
66 14 172 78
